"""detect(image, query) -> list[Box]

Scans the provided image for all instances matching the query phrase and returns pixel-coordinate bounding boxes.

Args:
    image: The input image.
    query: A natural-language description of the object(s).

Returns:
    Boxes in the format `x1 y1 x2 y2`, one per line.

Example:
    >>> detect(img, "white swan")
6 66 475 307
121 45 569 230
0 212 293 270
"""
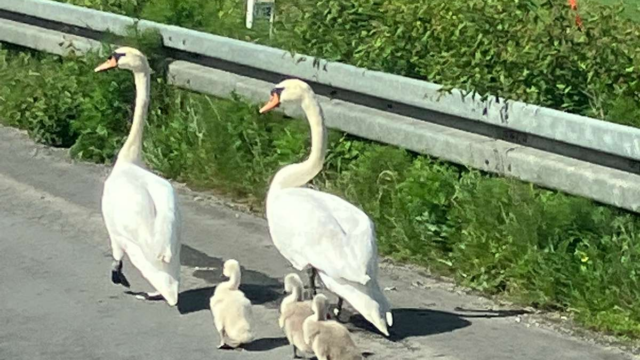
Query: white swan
279 273 314 358
303 294 363 360
260 79 393 336
210 259 254 348
96 47 181 306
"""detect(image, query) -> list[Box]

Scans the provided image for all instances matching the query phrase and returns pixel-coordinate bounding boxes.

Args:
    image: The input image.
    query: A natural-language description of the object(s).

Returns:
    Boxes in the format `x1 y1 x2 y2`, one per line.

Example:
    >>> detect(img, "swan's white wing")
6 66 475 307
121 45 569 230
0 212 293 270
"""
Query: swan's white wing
267 188 375 285
144 173 179 263
102 164 178 263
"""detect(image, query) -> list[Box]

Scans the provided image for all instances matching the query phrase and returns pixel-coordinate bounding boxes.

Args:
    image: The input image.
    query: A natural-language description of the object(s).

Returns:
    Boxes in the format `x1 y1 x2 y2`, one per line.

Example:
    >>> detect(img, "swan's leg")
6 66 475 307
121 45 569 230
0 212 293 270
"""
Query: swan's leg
110 239 130 288
307 267 318 296
333 297 344 321
111 259 130 288
292 345 300 359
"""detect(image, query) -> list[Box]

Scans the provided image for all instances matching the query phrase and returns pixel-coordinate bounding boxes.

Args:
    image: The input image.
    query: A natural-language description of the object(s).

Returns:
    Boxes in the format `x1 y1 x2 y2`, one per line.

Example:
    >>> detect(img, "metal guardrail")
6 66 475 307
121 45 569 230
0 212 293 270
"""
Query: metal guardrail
3 0 640 173
1 0 640 213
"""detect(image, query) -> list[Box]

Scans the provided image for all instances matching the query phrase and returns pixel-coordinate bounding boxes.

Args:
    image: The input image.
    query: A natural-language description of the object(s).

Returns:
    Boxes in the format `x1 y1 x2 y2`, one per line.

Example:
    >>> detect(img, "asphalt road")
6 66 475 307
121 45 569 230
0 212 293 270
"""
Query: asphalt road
0 125 634 360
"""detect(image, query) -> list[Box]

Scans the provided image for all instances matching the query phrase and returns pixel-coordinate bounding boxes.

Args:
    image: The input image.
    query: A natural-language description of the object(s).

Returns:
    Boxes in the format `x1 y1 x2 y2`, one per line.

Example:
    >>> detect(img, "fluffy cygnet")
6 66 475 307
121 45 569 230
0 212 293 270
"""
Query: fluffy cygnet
279 273 314 358
209 259 254 349
303 294 363 360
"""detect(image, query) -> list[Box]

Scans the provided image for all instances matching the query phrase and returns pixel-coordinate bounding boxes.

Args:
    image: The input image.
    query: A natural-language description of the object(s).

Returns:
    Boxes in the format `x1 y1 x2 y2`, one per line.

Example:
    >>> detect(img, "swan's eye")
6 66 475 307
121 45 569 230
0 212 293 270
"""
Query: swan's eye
112 52 126 62
271 87 284 96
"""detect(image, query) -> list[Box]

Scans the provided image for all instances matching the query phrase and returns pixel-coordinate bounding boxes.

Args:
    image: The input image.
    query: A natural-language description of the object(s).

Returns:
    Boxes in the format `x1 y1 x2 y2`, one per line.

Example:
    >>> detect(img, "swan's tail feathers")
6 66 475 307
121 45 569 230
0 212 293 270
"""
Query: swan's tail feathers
157 280 179 306
370 313 389 337
319 273 390 336
361 274 371 285
373 315 390 337
386 311 394 327
165 291 178 307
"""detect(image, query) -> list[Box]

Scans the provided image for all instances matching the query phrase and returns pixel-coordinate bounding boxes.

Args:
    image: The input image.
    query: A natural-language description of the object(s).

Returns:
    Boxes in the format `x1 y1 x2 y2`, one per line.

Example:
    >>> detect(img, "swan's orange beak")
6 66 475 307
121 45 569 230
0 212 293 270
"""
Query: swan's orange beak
259 93 280 114
94 57 117 73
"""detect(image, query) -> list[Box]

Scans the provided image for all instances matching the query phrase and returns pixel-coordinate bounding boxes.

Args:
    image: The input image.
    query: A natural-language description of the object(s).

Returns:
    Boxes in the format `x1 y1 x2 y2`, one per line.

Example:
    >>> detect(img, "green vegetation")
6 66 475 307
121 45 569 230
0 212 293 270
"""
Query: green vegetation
594 0 639 21
54 0 640 128
3 41 640 338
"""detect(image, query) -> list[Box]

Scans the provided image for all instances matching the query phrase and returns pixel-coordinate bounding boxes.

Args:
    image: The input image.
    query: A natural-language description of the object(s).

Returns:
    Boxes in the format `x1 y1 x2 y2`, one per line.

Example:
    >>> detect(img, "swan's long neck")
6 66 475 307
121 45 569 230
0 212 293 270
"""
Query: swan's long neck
117 69 150 165
269 94 327 191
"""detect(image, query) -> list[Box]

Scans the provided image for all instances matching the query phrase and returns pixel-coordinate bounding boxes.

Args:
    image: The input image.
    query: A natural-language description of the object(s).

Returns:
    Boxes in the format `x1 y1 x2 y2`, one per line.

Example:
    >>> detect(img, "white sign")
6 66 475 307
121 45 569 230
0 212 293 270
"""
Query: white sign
246 0 275 36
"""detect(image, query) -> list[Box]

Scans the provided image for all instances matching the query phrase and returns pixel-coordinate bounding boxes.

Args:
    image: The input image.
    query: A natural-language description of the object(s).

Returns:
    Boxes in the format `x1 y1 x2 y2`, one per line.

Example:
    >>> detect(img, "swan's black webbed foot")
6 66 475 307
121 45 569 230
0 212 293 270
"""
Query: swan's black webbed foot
139 292 164 301
111 260 130 288
124 291 164 302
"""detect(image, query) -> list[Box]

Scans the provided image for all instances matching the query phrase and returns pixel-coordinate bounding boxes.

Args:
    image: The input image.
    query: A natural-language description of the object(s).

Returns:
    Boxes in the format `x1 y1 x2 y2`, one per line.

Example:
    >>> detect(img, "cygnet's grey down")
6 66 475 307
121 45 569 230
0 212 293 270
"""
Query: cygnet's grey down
303 294 363 360
209 259 254 349
279 273 314 358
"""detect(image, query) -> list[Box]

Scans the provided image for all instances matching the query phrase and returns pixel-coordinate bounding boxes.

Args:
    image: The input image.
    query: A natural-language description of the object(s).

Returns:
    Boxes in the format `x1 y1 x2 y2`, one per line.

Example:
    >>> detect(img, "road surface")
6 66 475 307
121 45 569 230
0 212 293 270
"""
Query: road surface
0 125 634 360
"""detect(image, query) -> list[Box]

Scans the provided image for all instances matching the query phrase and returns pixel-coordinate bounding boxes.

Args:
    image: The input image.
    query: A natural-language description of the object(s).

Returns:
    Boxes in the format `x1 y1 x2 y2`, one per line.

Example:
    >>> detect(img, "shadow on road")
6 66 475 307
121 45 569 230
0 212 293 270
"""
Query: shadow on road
346 308 471 340
347 306 529 341
177 286 214 314
452 307 529 318
243 336 289 352
177 245 526 344
178 283 283 315
178 245 283 315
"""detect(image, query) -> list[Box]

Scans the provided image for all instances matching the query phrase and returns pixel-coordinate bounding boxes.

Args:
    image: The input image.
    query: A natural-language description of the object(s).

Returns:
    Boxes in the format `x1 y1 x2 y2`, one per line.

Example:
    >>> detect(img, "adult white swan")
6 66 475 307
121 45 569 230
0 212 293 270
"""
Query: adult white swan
95 47 181 306
259 79 393 336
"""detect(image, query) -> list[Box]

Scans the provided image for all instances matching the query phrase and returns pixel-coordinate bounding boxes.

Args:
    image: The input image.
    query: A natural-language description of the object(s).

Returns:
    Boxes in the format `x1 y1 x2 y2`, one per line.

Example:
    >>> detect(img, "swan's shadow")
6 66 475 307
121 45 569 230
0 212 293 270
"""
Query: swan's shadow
178 245 283 314
177 246 523 345
243 337 289 352
346 307 527 341
178 283 283 314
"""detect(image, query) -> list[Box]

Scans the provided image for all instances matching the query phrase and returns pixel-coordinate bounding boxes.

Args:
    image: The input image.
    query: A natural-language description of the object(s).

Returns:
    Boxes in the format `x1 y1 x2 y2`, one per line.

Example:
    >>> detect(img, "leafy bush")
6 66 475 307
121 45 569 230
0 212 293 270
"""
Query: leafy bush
5 43 640 337
278 0 640 126
55 0 640 128
0 51 83 147
58 0 282 41
60 0 145 15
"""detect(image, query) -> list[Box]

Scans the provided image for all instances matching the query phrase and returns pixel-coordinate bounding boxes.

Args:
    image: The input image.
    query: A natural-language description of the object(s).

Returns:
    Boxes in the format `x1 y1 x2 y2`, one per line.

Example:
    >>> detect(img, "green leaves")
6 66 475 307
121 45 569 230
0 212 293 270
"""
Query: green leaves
52 0 640 128
276 0 640 126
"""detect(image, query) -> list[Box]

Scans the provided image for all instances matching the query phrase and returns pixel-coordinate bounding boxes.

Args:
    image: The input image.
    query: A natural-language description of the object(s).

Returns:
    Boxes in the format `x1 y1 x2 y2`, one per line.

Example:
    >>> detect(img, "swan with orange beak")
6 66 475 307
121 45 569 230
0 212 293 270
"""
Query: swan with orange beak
259 79 393 337
96 47 182 307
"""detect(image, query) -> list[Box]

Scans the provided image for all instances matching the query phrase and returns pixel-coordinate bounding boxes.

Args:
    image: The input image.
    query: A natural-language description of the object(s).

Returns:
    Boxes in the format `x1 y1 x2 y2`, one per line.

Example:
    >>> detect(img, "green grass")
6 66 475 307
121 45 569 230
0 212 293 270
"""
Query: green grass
4 41 640 339
594 0 640 20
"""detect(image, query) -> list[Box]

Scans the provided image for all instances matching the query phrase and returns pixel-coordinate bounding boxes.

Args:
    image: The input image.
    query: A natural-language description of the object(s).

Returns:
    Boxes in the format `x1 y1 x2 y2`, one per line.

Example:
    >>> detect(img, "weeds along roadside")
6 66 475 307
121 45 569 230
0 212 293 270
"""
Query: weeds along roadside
53 0 640 128
2 38 640 339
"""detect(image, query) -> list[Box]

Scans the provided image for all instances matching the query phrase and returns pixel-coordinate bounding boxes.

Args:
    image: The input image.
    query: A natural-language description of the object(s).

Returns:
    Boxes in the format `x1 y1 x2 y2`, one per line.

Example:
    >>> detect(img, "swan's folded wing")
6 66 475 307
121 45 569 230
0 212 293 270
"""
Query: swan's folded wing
102 168 156 248
268 189 375 285
145 177 179 263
